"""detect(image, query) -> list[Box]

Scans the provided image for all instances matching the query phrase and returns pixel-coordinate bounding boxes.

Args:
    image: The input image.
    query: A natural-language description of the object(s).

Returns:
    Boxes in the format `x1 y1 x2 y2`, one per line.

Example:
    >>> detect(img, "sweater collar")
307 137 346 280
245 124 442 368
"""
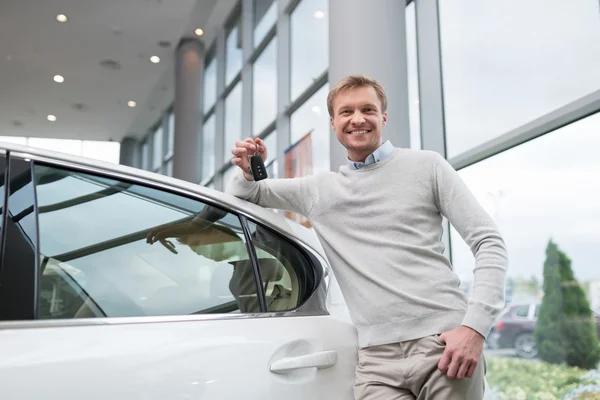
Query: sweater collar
347 140 394 170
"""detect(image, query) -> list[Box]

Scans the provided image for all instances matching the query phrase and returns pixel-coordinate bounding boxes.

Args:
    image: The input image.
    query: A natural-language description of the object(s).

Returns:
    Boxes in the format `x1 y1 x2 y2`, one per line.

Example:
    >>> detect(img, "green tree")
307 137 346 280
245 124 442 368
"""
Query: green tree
534 239 600 369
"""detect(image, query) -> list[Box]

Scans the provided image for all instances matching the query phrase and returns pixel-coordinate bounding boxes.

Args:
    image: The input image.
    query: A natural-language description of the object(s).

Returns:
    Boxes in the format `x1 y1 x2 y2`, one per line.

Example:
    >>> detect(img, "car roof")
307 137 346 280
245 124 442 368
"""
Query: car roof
0 141 327 260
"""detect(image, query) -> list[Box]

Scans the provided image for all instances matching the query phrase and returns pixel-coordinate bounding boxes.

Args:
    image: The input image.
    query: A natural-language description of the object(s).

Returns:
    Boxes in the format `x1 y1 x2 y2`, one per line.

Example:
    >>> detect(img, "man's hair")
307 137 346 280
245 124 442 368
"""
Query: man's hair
327 74 388 117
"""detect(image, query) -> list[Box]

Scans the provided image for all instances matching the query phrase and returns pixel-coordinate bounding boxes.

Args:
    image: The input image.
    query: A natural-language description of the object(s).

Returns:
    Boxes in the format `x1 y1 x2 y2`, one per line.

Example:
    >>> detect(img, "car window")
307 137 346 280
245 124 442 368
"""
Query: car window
0 154 5 252
515 305 530 318
246 221 318 312
534 304 540 318
34 164 262 319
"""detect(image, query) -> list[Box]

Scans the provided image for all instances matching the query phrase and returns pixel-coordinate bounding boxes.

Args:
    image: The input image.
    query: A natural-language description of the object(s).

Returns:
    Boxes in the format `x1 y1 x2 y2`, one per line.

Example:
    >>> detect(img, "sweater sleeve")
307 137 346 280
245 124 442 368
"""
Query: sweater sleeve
432 153 508 338
224 168 318 217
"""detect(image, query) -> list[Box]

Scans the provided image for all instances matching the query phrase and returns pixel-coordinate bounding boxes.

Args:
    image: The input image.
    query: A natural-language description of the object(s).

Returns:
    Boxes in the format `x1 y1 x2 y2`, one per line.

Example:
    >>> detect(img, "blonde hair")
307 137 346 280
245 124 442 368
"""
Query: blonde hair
327 74 388 117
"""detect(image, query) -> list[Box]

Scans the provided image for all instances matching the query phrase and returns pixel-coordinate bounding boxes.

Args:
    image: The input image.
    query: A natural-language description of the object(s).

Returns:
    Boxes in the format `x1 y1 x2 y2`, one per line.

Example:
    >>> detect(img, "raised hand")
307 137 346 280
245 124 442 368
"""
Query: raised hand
231 137 268 181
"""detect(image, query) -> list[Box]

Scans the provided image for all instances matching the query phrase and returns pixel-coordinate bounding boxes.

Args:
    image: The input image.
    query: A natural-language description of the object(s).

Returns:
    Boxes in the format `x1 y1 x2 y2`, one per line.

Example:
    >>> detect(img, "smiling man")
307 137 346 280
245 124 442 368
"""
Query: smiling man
227 74 508 400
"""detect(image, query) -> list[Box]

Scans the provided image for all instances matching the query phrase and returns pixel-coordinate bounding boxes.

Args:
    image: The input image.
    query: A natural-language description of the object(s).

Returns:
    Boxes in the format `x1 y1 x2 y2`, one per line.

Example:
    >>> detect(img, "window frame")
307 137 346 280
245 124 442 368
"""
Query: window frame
0 151 327 324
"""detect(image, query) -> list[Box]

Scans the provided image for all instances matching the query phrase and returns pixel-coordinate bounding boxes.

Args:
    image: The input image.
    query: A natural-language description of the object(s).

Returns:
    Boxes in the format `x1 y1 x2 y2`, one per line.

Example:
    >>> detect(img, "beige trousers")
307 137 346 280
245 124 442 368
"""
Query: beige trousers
354 334 486 400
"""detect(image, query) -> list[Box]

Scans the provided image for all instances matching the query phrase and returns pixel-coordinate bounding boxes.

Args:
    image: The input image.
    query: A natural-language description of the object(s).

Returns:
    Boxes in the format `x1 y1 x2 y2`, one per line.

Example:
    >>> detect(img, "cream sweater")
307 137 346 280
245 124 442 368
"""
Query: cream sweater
226 147 508 348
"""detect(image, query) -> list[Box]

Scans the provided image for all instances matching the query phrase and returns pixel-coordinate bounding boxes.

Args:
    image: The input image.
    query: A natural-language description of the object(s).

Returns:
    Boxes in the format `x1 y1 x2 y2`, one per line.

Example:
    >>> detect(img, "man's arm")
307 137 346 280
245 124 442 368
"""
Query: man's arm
432 152 508 338
225 168 318 217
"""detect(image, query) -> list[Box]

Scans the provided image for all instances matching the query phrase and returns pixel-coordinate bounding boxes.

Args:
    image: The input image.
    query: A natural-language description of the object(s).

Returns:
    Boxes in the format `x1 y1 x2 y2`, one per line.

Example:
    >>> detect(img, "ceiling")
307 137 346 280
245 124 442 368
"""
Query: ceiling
0 0 232 143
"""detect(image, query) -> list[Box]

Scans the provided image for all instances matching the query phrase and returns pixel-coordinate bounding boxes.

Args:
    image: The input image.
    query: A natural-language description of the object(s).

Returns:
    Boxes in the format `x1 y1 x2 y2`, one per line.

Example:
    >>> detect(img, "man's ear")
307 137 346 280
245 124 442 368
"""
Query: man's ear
330 116 335 131
382 112 388 127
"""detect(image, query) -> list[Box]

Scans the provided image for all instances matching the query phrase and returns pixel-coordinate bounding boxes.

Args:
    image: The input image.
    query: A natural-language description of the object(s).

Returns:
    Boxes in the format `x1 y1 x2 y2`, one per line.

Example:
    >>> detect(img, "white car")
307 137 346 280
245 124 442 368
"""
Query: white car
0 142 493 399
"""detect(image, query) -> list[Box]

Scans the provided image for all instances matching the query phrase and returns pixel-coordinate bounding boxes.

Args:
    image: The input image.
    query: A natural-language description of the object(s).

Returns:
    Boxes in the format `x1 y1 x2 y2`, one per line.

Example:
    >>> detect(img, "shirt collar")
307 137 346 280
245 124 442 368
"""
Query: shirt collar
347 140 394 170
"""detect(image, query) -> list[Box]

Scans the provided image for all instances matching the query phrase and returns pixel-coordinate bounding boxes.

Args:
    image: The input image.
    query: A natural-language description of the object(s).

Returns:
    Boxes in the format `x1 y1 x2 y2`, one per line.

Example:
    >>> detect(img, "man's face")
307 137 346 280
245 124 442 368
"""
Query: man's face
330 85 387 162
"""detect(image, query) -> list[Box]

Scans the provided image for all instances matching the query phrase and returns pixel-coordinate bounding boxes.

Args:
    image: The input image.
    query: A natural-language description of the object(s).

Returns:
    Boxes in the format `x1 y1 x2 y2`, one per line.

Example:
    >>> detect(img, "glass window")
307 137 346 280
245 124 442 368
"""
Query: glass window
34 165 263 318
203 58 217 114
152 126 163 171
406 2 421 150
290 85 330 174
141 140 150 170
439 0 600 157
253 37 278 136
226 17 243 86
263 132 278 179
202 114 216 180
247 221 316 311
0 154 5 245
254 0 277 47
167 112 175 155
515 305 530 318
450 113 600 398
263 131 277 166
290 0 328 100
222 166 236 191
81 141 121 164
224 82 243 162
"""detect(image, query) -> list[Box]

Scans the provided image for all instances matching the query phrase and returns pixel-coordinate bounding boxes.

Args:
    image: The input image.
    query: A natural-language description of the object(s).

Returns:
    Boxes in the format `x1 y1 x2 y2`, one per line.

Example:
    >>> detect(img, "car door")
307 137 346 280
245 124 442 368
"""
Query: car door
0 154 358 399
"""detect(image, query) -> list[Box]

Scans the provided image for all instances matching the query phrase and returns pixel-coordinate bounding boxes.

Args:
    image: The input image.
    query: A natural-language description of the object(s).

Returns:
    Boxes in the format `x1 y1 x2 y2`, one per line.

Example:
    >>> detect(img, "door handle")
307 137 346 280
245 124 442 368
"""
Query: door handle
270 350 338 373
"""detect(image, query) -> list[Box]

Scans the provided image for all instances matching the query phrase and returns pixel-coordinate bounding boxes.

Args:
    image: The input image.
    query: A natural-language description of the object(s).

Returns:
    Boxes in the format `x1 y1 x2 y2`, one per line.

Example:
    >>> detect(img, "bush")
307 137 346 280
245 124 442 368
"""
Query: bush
534 240 600 369
486 356 599 400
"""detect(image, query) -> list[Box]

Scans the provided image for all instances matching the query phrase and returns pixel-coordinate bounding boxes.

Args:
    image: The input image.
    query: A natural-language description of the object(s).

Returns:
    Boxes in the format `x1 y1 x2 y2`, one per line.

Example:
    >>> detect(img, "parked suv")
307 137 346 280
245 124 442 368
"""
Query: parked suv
490 302 600 359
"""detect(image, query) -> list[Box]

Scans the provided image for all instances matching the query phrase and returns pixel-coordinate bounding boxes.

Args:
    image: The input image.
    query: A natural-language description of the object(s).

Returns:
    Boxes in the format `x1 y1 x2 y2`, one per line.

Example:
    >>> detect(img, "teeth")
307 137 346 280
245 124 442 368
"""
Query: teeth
351 130 368 134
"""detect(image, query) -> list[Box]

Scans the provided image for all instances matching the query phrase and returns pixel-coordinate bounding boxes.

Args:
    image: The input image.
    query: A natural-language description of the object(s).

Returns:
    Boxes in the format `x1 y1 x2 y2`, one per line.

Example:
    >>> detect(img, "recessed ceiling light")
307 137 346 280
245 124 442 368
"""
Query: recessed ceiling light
194 28 204 36
53 75 64 83
47 115 57 122
150 56 160 64
314 10 325 19
56 14 68 23
127 101 137 108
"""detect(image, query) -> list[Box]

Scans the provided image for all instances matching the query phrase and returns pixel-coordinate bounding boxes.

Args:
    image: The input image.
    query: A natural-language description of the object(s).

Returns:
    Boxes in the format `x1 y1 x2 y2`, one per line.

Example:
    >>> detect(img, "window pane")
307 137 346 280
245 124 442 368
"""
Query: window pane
406 2 421 150
81 141 120 164
226 17 243 86
167 112 175 154
0 154 5 247
165 159 173 177
247 221 317 311
290 0 328 100
450 113 600 397
263 131 277 165
203 58 217 114
222 166 236 191
515 305 529 318
254 0 277 47
440 0 600 157
224 82 243 162
253 37 278 136
141 141 150 170
202 115 216 180
290 85 330 174
152 126 163 170
35 165 262 318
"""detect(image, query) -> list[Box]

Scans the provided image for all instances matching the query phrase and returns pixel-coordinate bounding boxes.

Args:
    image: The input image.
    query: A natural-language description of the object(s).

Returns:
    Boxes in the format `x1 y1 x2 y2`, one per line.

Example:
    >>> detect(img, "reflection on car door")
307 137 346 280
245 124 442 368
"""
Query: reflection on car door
0 156 358 399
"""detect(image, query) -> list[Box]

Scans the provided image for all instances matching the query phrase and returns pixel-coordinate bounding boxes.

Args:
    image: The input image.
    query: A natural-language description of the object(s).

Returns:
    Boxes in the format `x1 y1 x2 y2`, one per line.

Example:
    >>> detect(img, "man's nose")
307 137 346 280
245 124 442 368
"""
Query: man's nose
351 112 365 124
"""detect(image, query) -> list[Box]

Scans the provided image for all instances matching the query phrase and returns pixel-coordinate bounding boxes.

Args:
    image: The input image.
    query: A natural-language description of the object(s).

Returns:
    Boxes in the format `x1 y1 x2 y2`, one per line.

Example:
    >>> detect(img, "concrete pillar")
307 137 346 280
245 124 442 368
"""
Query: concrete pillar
328 0 411 169
173 38 204 182
119 137 139 168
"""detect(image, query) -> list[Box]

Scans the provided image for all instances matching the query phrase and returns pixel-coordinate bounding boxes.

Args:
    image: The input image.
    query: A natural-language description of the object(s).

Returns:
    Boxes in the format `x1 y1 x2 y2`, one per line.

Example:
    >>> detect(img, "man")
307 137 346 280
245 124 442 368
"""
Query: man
228 74 507 399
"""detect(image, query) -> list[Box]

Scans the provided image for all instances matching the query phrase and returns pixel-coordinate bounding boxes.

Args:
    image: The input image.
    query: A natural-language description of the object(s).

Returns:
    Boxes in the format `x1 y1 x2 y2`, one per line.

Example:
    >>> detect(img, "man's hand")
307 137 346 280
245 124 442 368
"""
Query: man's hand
231 137 268 181
437 325 484 379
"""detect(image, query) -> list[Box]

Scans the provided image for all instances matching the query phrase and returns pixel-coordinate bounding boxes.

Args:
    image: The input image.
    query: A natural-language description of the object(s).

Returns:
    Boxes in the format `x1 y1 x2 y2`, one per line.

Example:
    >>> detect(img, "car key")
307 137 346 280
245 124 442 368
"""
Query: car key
250 149 268 181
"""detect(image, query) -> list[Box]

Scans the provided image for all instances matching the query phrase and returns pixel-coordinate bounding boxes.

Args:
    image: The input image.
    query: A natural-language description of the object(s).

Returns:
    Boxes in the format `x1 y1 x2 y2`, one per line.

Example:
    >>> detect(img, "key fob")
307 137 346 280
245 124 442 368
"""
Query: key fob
250 154 268 181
